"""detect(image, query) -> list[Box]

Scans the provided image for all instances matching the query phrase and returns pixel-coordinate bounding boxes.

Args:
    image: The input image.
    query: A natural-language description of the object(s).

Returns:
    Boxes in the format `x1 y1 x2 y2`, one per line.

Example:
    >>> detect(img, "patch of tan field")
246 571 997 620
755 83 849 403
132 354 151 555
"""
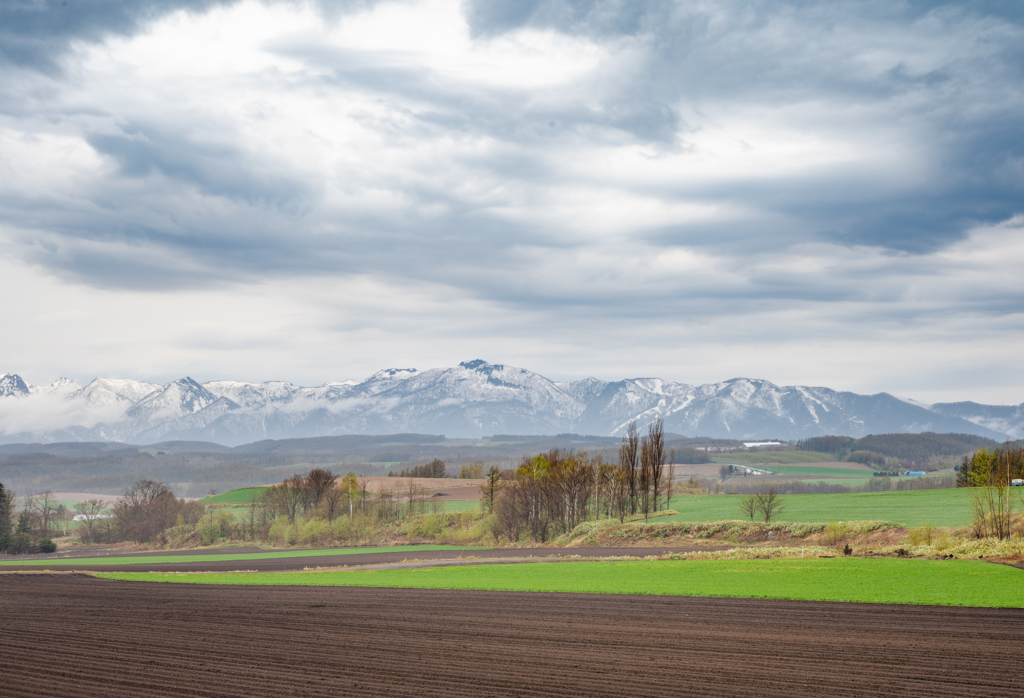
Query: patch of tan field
360 476 485 501
40 492 121 504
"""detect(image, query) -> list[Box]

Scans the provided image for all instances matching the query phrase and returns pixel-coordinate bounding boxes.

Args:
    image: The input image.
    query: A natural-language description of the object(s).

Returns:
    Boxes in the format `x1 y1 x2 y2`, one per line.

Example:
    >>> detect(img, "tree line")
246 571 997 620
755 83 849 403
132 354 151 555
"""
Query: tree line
493 420 676 542
797 432 999 465
957 444 1024 540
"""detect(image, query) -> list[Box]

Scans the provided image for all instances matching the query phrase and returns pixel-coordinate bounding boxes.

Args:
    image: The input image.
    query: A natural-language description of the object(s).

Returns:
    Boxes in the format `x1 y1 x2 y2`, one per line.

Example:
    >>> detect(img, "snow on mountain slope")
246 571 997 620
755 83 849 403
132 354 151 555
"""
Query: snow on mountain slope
118 378 224 431
75 378 160 407
0 373 30 397
32 377 81 396
0 364 1017 444
204 380 303 410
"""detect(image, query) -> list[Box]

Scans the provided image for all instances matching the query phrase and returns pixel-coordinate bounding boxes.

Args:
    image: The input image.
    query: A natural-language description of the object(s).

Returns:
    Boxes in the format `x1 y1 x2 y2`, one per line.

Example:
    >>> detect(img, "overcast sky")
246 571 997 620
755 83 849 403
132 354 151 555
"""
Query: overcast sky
1 0 1022 404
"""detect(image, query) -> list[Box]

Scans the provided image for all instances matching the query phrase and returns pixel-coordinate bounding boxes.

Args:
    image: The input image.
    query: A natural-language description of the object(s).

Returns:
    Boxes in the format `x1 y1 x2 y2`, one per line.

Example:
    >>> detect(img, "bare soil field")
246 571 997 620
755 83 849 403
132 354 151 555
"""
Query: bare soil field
2 574 1022 697
339 476 488 500
4 545 725 573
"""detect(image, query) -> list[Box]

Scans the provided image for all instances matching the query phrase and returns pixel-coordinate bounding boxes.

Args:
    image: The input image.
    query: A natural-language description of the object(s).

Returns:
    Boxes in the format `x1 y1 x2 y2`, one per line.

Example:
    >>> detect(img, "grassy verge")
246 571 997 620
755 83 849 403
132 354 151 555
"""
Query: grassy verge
96 558 1024 607
662 488 973 527
0 544 487 567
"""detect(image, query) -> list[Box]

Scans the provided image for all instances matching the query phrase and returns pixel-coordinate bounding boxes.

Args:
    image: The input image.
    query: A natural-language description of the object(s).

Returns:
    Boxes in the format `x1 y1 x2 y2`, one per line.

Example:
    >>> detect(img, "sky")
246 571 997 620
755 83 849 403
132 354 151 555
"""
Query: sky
0 0 1022 405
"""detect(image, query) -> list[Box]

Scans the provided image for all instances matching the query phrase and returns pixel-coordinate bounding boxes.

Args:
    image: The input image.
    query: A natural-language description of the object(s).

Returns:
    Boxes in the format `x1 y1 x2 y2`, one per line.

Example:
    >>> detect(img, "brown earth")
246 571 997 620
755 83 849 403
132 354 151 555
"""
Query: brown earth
2 545 727 573
361 475 487 500
2 574 1022 697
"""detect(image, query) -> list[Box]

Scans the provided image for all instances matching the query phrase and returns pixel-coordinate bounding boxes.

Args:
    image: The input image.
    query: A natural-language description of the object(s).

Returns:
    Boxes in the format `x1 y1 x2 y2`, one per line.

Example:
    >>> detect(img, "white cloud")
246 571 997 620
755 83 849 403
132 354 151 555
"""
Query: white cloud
0 0 1022 408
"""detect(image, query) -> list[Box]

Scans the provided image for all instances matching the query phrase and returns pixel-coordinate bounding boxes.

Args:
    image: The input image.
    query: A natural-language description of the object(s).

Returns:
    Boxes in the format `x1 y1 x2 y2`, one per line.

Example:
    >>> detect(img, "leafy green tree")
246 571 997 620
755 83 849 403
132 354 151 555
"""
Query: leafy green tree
458 462 485 479
963 447 1014 539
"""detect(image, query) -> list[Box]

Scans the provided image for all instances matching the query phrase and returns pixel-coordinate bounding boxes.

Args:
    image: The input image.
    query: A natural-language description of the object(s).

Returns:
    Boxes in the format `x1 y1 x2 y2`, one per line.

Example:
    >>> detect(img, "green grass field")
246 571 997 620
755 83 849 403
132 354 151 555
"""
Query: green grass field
201 487 268 504
663 488 973 527
753 465 873 477
710 451 836 465
96 558 1024 607
0 544 486 567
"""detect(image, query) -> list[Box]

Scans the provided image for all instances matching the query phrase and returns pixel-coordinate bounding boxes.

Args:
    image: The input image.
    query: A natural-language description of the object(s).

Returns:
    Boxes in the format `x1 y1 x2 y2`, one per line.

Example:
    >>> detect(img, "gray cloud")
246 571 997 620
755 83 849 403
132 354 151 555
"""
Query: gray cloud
0 0 241 74
0 0 1022 401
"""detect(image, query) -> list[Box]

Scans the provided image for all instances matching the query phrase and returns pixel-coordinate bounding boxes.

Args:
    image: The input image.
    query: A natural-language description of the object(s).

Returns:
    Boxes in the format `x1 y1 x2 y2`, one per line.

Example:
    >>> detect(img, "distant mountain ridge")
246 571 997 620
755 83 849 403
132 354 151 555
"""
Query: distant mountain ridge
0 361 1020 446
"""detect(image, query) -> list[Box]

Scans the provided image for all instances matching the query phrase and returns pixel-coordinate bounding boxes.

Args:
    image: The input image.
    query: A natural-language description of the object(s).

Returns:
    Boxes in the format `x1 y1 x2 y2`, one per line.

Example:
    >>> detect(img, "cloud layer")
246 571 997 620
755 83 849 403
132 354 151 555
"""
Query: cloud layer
0 0 1022 403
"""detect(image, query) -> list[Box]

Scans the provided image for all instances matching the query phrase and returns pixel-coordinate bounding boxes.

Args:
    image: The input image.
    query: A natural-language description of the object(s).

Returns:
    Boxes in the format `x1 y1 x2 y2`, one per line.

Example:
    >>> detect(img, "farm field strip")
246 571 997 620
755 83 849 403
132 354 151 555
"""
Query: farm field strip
99 558 1024 608
2 574 1021 697
754 465 876 477
0 546 725 573
661 487 975 526
709 451 837 464
0 544 485 567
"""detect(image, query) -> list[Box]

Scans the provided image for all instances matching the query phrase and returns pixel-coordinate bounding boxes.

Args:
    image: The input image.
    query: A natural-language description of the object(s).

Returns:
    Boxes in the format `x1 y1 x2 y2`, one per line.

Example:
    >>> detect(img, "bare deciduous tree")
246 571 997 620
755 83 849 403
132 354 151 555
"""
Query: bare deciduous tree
113 480 188 543
739 493 760 521
619 421 640 515
26 491 59 535
73 499 108 543
303 468 338 511
647 420 665 514
756 487 786 523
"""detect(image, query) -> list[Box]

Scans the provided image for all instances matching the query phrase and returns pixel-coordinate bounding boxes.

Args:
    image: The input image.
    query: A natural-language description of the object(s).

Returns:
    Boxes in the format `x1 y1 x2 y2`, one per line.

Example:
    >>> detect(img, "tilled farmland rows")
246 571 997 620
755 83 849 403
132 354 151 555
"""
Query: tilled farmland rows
2 574 1022 697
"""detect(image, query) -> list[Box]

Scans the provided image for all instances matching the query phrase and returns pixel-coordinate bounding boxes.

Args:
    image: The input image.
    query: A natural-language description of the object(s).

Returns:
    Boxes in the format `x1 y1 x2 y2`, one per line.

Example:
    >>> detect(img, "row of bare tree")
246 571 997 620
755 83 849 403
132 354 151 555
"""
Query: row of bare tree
494 420 675 542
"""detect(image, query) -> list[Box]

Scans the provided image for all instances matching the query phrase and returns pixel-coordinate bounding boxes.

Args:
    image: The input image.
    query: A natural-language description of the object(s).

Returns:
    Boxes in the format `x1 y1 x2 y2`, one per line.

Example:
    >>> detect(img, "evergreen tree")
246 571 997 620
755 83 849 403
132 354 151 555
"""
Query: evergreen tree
16 510 31 534
0 482 11 552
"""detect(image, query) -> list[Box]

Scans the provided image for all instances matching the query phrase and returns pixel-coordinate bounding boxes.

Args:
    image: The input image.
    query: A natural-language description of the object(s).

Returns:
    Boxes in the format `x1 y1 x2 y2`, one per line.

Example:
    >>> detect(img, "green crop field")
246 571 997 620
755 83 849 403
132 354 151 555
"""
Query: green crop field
710 451 836 464
753 465 873 477
97 558 1024 607
662 488 974 527
0 544 487 567
201 487 268 504
432 500 480 512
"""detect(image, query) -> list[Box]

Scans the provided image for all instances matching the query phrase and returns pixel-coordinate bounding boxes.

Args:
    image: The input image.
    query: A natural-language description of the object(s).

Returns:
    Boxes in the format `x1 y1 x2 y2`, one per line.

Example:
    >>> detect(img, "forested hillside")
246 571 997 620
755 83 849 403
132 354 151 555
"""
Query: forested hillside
796 432 998 464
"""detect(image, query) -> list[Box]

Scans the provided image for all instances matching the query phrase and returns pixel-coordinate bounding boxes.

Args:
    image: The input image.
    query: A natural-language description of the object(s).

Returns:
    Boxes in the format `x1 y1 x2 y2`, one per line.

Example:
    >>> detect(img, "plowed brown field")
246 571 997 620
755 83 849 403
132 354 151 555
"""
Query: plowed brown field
16 545 726 572
2 574 1022 697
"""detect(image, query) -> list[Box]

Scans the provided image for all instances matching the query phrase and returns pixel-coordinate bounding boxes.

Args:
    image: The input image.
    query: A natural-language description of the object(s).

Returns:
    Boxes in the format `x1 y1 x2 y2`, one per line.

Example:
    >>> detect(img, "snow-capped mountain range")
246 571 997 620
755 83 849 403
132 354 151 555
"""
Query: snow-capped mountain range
1 360 1020 446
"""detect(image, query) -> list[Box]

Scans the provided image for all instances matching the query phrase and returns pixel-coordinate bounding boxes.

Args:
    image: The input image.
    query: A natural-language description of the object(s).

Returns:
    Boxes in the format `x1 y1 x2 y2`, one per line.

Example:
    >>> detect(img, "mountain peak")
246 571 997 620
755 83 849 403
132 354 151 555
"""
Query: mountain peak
0 373 30 397
460 359 502 372
368 368 418 381
0 363 1019 445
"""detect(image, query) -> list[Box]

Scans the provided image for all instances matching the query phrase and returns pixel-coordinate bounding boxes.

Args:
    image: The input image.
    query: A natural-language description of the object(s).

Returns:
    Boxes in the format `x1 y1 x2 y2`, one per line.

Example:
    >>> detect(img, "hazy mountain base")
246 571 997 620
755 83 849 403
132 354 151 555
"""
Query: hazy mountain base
0 433 705 496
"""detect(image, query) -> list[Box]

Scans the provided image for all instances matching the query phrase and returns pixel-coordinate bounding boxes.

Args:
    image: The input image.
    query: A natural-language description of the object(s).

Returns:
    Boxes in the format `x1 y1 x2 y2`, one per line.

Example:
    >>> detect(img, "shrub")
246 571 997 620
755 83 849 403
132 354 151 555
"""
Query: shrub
298 518 330 545
6 533 33 554
823 522 850 546
37 538 57 553
197 519 220 545
908 522 935 546
268 516 292 545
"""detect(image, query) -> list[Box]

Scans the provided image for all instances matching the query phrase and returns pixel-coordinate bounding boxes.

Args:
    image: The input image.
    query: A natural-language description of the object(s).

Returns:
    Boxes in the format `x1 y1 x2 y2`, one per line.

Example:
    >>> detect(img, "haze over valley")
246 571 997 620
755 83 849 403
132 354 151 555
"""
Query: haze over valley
2 361 1021 447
